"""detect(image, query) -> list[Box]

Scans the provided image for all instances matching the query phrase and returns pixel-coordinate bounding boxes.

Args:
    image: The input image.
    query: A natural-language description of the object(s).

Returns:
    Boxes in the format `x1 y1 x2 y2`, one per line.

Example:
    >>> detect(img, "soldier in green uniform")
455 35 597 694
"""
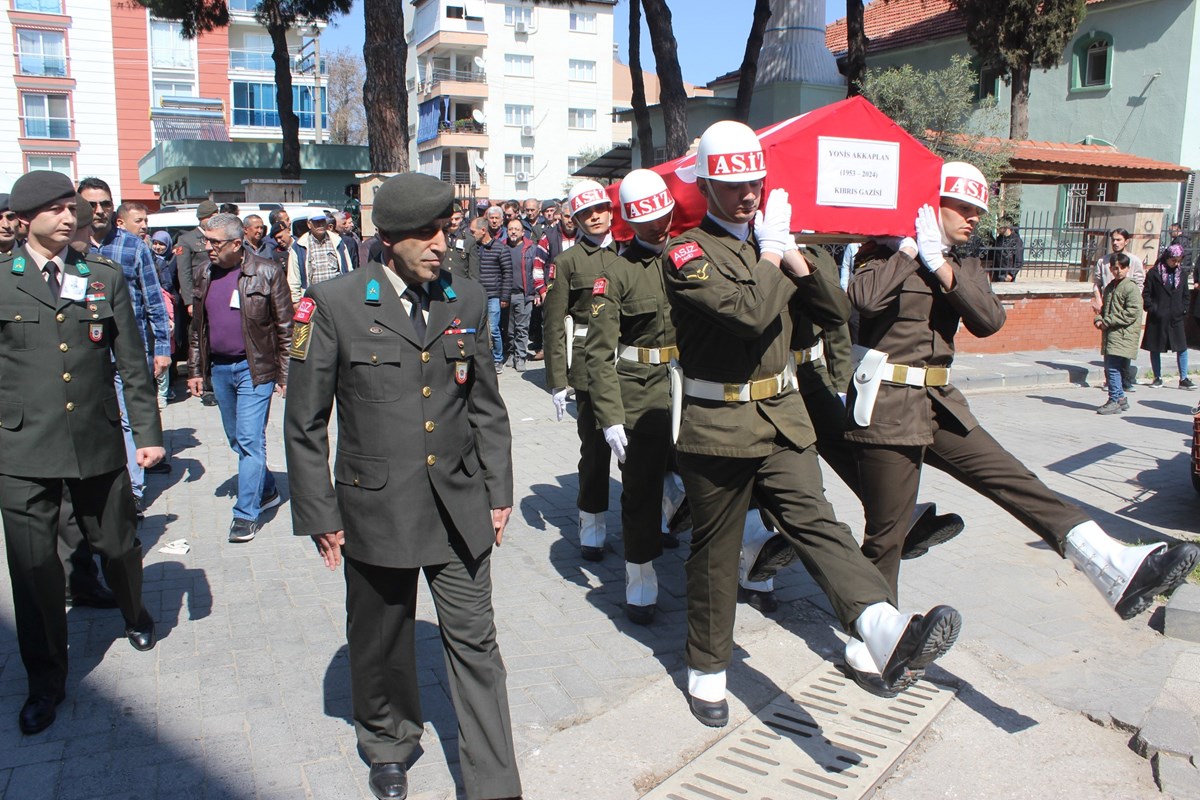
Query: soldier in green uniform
543 179 619 561
284 173 521 800
583 170 680 624
662 121 962 728
0 171 163 735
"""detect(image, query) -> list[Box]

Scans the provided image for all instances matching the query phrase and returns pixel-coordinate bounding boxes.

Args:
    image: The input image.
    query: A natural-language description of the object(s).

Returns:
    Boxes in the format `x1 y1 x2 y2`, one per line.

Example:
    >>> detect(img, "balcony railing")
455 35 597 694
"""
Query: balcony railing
229 0 259 12
438 120 487 134
429 67 485 84
230 49 327 73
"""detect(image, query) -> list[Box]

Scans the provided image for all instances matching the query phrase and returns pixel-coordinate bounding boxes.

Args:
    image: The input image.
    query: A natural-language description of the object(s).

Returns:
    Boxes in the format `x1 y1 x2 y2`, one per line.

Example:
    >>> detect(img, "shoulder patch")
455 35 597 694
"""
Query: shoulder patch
294 296 317 324
547 263 556 281
173 245 184 256
669 243 704 270
289 321 312 361
591 277 608 296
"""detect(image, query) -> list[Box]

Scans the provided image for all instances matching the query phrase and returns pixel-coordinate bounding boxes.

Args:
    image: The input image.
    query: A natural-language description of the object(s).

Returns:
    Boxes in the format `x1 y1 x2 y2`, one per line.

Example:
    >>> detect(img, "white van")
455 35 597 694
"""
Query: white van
147 202 339 238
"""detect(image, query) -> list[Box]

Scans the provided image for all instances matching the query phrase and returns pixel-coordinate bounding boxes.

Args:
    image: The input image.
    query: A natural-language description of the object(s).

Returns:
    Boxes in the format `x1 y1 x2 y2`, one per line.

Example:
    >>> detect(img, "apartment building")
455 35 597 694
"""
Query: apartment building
411 0 616 201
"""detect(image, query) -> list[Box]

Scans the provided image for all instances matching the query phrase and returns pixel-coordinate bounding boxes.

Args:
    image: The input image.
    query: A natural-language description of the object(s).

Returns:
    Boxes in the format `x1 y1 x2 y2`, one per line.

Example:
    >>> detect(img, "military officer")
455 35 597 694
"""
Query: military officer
284 173 522 800
0 171 163 735
663 121 962 728
442 208 481 282
583 170 681 624
543 179 620 561
846 160 1199 618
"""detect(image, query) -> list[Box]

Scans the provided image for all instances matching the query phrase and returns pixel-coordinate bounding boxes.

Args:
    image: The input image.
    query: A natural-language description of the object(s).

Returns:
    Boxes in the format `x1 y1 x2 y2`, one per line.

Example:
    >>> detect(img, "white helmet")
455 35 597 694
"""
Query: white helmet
694 120 766 182
618 169 675 223
567 179 611 217
940 161 989 212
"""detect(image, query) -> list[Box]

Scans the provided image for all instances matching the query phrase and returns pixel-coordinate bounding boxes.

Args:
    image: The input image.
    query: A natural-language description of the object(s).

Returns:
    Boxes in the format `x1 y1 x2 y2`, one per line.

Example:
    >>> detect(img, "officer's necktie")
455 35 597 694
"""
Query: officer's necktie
404 287 427 339
44 262 61 298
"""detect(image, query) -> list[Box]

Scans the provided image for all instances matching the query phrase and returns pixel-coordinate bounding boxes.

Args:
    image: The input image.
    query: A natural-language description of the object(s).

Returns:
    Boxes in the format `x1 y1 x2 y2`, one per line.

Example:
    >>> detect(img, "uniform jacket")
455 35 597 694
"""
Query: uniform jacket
584 239 677 431
845 248 1005 446
1098 276 1142 358
1141 264 1190 353
662 216 825 458
188 251 294 387
442 230 481 283
283 263 513 569
286 231 353 303
791 245 853 398
0 246 162 478
543 235 618 391
175 226 207 306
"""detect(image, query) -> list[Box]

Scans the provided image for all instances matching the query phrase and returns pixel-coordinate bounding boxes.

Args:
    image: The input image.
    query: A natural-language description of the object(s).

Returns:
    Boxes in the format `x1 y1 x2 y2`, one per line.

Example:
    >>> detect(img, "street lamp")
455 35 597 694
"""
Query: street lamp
296 22 323 144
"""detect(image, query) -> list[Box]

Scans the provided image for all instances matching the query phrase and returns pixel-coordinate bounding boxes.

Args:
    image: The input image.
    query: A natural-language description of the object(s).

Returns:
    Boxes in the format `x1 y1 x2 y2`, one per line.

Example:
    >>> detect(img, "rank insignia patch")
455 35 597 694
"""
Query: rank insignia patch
294 297 317 323
591 302 605 317
683 262 711 281
289 321 312 360
669 243 703 269
591 277 607 295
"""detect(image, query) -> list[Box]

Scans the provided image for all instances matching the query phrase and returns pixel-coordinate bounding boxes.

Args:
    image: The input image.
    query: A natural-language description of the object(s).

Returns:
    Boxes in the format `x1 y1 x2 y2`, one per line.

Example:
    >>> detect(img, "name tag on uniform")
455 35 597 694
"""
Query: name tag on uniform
61 273 87 302
456 239 465 251
230 292 241 310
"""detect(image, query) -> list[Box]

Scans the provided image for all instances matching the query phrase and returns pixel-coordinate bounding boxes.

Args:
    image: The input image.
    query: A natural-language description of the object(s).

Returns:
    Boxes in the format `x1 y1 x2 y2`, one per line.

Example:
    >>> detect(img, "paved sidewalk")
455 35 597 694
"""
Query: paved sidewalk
0 347 1196 799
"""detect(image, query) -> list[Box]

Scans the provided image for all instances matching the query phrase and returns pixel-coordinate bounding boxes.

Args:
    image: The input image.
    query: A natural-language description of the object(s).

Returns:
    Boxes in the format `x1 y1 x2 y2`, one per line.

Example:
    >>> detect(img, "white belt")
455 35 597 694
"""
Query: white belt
682 362 796 403
619 344 680 365
882 362 950 387
573 326 589 338
793 340 824 366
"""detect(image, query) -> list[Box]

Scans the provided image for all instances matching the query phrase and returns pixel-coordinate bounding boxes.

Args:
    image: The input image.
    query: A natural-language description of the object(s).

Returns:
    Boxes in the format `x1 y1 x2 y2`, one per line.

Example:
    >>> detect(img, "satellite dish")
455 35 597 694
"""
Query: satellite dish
473 56 485 70
475 157 487 171
471 109 485 124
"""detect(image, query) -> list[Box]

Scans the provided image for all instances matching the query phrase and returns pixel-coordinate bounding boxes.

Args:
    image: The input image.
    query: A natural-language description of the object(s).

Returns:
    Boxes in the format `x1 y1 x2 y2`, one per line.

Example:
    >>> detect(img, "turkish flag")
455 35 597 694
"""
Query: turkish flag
609 96 943 241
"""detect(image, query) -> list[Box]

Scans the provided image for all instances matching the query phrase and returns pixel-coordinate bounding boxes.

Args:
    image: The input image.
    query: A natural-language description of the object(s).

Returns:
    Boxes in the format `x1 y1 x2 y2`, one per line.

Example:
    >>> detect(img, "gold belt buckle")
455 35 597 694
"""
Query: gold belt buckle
662 345 679 361
723 383 742 402
925 367 949 386
892 364 909 384
747 376 773 401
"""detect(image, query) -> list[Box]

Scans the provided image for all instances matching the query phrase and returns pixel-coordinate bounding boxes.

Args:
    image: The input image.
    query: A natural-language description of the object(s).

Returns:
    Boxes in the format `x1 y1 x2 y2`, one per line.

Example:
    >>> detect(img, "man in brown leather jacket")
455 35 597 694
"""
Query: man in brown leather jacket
188 213 293 543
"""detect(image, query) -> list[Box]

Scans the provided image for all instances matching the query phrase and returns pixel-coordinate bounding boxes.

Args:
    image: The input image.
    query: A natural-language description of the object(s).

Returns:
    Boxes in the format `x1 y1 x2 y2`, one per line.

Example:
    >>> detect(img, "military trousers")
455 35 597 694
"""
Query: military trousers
855 403 1091 595
0 469 149 697
56 489 108 595
617 411 671 565
677 441 895 674
574 390 611 514
802 385 862 497
344 547 522 800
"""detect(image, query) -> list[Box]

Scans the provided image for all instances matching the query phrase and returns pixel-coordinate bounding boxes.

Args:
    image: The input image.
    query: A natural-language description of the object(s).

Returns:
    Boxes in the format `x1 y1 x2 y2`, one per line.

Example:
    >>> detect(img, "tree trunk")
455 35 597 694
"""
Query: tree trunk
1006 62 1031 212
640 0 688 160
845 0 868 97
267 20 301 179
733 0 772 122
363 0 409 172
627 0 655 166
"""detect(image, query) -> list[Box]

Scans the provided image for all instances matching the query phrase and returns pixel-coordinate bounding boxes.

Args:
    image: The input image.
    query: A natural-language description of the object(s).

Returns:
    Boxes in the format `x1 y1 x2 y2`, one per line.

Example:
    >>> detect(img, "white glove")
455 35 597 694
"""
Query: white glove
552 388 569 422
603 425 628 463
755 188 794 256
914 204 946 273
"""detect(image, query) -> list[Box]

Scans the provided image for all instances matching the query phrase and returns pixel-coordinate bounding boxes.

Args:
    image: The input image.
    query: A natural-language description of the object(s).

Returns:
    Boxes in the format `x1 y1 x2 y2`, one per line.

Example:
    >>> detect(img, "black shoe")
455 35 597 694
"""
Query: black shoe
902 506 966 560
841 661 911 698
580 545 604 562
19 692 64 735
145 461 171 475
200 392 217 407
1115 542 1200 620
126 617 156 652
1181 378 1196 390
1097 400 1124 415
229 518 260 543
66 584 118 609
738 585 779 614
746 534 796 583
1119 397 1130 410
688 695 729 727
661 530 680 549
1150 378 1164 388
881 605 961 688
625 603 655 625
259 486 282 513
368 762 408 800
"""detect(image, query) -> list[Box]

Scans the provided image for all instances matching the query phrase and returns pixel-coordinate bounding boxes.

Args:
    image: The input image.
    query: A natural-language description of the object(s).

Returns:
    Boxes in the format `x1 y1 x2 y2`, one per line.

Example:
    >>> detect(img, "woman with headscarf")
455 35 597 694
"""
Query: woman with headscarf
1142 243 1193 389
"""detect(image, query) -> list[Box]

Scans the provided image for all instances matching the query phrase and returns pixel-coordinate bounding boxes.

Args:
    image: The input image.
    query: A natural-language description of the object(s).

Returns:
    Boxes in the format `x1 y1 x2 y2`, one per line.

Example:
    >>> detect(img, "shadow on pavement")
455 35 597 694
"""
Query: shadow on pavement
1027 393 1103 412
1034 360 1097 386
1136 399 1196 415
924 663 1038 734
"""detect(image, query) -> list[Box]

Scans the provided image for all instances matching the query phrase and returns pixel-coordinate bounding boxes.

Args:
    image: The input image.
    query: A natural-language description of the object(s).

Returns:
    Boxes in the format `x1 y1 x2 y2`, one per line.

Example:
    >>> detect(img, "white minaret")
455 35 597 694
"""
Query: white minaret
755 0 843 87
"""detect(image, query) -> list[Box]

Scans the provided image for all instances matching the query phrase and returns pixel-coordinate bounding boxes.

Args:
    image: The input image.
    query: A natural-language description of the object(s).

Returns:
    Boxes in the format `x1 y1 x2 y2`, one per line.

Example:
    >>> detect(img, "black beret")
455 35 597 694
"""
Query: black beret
9 170 76 214
196 200 219 219
0 193 9 212
541 199 556 211
269 221 289 238
74 193 93 229
372 173 455 234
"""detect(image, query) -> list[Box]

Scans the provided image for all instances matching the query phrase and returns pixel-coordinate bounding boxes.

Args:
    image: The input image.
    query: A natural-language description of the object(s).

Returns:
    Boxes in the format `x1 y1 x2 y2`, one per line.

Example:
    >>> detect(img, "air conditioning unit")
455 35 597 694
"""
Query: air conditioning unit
515 171 530 182
514 21 529 34
521 125 534 137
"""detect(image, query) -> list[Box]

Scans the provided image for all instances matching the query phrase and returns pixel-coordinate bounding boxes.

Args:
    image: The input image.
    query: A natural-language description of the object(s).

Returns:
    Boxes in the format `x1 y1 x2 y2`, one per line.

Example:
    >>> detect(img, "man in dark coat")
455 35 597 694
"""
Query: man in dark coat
1142 243 1193 388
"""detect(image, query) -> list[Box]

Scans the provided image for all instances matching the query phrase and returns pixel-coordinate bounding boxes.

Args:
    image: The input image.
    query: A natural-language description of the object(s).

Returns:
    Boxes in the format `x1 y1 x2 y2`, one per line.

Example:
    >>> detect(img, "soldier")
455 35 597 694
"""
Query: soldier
846 160 1199 619
0 171 163 735
442 207 480 282
0 193 17 254
663 121 961 727
284 173 521 800
176 199 219 317
583 170 680 624
543 180 619 561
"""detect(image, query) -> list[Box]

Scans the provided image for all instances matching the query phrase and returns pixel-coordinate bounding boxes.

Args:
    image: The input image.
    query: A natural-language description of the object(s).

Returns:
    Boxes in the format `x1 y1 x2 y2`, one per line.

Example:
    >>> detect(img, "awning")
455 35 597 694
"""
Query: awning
573 144 632 180
968 137 1192 185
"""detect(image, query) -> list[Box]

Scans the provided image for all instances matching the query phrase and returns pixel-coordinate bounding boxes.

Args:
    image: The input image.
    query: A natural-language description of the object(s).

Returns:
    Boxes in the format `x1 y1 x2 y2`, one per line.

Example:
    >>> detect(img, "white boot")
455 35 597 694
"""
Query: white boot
625 561 658 606
1064 520 1164 608
579 511 606 548
856 602 962 687
687 668 726 702
855 602 915 674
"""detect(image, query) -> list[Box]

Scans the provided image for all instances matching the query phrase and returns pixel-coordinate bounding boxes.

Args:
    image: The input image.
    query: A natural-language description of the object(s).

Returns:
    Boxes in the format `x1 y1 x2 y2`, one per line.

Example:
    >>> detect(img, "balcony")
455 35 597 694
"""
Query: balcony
230 49 327 74
418 67 488 100
417 120 488 152
415 29 487 56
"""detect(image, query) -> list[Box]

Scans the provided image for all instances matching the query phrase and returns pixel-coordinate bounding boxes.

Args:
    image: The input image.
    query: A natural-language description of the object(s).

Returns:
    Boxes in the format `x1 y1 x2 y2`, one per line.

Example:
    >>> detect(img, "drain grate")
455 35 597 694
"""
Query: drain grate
642 666 955 800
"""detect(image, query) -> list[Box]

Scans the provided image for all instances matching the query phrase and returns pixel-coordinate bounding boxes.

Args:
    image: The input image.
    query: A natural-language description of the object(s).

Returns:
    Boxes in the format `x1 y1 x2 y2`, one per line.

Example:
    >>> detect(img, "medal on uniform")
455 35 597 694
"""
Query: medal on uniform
88 323 104 342
455 361 469 385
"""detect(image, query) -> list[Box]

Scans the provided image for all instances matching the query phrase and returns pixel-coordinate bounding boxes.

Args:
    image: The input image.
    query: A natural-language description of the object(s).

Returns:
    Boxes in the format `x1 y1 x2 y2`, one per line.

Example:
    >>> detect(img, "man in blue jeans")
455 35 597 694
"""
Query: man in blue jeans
188 213 293 542
478 206 513 373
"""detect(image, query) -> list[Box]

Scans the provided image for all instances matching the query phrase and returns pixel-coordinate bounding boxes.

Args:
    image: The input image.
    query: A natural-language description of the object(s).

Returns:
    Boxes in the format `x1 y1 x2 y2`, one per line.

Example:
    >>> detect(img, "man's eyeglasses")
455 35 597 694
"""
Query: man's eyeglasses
202 237 236 249
87 200 114 210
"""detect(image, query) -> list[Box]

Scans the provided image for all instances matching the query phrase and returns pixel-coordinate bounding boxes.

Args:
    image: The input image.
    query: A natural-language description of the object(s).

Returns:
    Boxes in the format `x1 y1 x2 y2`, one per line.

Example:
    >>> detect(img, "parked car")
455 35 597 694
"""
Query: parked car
147 202 337 238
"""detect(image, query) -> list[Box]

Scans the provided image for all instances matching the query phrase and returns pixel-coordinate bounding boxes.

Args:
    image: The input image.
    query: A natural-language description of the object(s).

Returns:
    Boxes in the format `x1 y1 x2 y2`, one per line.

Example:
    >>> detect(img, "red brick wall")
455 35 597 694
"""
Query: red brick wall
958 292 1102 353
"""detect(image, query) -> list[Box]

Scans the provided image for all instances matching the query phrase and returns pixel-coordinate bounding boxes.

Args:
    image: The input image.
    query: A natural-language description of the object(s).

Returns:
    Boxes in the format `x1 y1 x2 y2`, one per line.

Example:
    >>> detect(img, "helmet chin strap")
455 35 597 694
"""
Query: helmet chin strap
702 178 747 225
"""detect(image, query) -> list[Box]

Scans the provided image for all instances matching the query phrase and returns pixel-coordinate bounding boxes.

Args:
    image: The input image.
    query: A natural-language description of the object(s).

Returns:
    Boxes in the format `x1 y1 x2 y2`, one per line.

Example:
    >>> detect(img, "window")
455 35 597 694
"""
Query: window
975 65 1001 102
446 6 464 19
26 153 73 177
505 154 533 176
504 6 533 27
1070 32 1112 92
568 59 595 83
14 0 62 12
153 80 195 106
570 12 596 33
229 0 260 10
567 108 595 130
150 20 194 69
504 54 533 77
567 156 583 174
17 29 67 77
232 82 327 129
22 93 70 139
1061 181 1108 228
505 104 533 126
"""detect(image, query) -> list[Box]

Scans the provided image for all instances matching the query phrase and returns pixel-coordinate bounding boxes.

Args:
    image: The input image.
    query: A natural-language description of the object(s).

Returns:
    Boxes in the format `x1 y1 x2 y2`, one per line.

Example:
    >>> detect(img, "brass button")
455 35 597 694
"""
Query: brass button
370 354 378 363
459 349 466 357
56 313 65 323
59 343 68 352
0 421 4 427
13 314 21 321
426 454 436 466
65 402 75 411
421 351 430 363
92 313 99 319
353 478 360 486
422 386 431 397
62 372 71 382
424 421 435 432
